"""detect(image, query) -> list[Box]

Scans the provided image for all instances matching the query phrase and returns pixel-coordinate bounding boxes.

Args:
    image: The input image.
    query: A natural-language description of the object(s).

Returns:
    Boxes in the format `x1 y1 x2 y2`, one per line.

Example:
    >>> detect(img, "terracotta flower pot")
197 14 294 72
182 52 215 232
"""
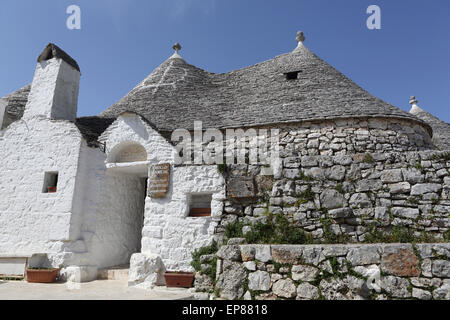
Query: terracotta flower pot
26 269 60 283
164 272 195 288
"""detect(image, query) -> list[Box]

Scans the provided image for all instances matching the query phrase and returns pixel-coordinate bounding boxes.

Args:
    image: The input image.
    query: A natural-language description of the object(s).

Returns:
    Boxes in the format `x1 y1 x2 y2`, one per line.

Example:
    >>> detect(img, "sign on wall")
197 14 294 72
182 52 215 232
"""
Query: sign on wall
148 163 171 198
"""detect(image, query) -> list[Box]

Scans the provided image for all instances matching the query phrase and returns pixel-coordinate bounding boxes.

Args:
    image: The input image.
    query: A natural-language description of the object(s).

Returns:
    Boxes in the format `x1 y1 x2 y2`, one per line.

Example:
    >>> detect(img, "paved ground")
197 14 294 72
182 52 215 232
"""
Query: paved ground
0 280 194 300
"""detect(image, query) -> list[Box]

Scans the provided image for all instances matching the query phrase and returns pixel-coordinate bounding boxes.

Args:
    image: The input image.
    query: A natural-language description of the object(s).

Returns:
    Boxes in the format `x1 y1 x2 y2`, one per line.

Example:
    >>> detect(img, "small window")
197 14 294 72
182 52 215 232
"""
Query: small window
284 71 301 80
189 194 212 217
43 172 58 193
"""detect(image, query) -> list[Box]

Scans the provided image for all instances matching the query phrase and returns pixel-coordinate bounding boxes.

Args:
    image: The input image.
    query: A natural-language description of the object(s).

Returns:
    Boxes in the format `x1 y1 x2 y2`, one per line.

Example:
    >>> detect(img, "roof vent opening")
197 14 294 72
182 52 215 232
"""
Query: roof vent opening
284 71 301 80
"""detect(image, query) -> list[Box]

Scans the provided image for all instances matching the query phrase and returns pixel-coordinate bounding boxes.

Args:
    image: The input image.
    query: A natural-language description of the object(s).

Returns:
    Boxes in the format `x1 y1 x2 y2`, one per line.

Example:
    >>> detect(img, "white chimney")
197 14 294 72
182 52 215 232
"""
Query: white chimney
23 43 80 122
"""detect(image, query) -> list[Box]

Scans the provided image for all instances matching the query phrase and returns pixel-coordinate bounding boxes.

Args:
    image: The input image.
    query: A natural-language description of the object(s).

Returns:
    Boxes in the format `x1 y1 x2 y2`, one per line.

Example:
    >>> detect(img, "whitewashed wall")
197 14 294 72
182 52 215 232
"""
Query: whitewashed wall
69 141 146 269
142 165 225 271
100 113 225 271
0 117 83 254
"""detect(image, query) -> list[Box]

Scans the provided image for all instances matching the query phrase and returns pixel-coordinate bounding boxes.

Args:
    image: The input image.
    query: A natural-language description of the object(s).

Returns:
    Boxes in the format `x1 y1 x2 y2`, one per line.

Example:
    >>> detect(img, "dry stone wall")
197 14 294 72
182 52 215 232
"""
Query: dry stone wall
276 117 433 156
215 150 450 243
195 243 450 300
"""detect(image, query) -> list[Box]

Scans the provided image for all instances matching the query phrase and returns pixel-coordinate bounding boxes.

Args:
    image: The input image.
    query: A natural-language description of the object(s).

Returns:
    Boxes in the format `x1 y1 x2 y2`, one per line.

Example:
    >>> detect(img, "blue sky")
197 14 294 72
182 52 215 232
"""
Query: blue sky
0 0 449 122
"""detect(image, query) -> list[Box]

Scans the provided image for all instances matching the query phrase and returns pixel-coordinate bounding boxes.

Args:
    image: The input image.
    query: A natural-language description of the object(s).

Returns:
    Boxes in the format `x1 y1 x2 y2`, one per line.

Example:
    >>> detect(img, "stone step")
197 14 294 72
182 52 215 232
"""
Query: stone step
97 265 129 281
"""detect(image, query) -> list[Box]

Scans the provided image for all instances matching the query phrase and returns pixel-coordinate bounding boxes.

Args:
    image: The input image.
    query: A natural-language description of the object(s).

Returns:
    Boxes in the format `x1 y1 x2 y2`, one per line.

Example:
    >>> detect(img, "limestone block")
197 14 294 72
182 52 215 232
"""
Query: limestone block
271 245 302 264
291 265 319 282
248 270 271 291
381 169 403 183
432 260 450 278
381 245 420 277
272 279 297 298
296 283 320 300
347 246 380 266
411 184 442 195
128 253 165 289
61 266 98 283
381 276 411 298
227 177 255 198
320 189 344 210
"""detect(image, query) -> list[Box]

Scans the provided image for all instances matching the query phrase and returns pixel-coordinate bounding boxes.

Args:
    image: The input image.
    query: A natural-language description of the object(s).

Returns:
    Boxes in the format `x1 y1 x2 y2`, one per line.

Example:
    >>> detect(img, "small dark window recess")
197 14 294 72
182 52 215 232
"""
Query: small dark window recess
43 172 59 193
189 194 212 217
284 70 302 80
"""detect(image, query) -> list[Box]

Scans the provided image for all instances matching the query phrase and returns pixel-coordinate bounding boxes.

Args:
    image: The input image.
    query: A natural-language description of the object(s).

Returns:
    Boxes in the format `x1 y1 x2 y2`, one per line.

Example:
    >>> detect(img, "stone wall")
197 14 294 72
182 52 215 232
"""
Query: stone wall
275 117 433 156
195 243 450 300
216 150 450 243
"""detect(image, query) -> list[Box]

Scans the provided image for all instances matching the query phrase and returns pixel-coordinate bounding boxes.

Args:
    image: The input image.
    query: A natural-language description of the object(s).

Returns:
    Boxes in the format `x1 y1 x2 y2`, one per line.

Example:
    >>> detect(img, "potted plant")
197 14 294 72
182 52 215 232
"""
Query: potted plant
26 267 60 283
164 271 195 288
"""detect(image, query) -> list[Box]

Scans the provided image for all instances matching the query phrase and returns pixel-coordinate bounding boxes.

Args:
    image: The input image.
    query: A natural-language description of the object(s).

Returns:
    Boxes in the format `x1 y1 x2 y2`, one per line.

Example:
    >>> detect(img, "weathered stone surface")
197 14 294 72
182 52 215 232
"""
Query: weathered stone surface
227 177 256 198
432 260 450 278
304 167 326 180
381 245 420 277
322 245 349 257
302 246 326 266
421 259 433 278
243 261 256 271
320 189 345 210
272 279 297 298
284 169 301 179
272 245 303 264
255 293 278 300
291 265 319 282
349 193 371 208
412 288 432 300
255 245 272 263
328 208 353 219
319 278 357 300
326 165 346 181
401 168 424 184
411 183 442 195
194 273 214 293
381 169 403 183
347 246 380 266
391 207 419 220
301 156 318 167
433 283 450 300
240 245 256 262
356 179 382 192
248 270 271 291
217 245 241 261
296 283 320 300
216 260 247 300
389 182 411 194
381 276 411 298
128 253 165 289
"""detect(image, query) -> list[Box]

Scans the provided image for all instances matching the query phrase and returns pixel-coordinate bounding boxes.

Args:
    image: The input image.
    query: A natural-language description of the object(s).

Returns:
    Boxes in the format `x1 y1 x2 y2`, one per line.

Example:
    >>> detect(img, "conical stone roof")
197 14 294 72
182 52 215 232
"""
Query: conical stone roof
101 43 431 133
410 103 450 150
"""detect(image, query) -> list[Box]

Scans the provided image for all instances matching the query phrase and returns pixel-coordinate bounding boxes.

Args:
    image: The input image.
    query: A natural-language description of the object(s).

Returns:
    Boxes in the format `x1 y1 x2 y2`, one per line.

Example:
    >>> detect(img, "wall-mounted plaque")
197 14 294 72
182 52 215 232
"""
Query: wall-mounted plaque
148 163 170 198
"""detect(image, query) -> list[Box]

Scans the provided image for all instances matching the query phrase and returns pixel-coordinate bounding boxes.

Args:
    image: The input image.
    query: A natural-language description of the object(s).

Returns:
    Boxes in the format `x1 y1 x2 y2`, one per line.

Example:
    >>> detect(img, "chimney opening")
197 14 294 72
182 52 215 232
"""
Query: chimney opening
285 71 301 80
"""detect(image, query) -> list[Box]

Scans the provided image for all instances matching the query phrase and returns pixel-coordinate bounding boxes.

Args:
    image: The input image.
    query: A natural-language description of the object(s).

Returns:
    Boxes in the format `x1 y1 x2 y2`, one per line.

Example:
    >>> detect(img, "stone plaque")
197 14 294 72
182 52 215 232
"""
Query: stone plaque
148 163 170 198
227 177 256 199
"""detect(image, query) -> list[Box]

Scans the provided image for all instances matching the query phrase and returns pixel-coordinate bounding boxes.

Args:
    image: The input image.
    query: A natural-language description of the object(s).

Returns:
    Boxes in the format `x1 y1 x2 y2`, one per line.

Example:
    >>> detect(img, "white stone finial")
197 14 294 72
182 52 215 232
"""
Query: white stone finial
296 31 305 43
173 43 182 54
170 43 183 59
409 96 418 105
